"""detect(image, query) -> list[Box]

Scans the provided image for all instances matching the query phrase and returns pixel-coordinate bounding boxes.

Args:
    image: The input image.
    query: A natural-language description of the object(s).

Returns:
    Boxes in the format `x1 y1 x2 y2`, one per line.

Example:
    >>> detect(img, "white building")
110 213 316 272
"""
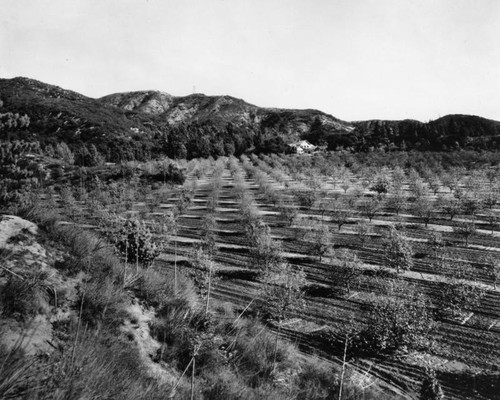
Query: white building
289 140 317 154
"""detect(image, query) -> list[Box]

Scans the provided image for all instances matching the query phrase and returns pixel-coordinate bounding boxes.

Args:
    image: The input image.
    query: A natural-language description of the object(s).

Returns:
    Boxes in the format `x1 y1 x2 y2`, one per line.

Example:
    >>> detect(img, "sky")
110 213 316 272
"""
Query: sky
1 0 499 121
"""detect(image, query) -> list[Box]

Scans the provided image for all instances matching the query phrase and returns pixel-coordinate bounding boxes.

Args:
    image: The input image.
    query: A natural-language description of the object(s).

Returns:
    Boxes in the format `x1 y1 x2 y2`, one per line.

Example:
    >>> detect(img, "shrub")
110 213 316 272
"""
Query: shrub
151 296 214 373
78 277 127 327
202 368 250 400
0 272 49 320
351 283 433 356
294 362 338 400
40 334 170 400
0 343 34 399
116 219 159 268
420 368 444 400
232 320 291 386
136 268 175 308
57 227 112 276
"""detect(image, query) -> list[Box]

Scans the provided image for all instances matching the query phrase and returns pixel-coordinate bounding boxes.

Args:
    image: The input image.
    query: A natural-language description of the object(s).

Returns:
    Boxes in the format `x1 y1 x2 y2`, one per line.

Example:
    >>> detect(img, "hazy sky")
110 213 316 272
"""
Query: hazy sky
1 0 499 121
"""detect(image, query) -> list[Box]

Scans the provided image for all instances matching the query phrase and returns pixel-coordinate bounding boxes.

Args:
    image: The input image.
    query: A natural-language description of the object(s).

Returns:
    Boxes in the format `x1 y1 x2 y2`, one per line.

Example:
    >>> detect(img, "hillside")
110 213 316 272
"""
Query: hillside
1 77 500 162
348 116 500 152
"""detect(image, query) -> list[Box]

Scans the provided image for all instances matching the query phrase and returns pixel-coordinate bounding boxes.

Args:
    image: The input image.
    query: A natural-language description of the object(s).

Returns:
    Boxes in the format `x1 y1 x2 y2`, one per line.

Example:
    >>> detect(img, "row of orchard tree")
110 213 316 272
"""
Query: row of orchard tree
10 154 495 399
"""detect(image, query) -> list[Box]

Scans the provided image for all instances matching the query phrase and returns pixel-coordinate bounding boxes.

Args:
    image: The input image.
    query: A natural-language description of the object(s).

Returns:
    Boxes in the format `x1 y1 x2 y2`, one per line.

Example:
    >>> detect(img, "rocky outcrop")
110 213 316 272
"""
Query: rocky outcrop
0 215 79 355
99 91 174 115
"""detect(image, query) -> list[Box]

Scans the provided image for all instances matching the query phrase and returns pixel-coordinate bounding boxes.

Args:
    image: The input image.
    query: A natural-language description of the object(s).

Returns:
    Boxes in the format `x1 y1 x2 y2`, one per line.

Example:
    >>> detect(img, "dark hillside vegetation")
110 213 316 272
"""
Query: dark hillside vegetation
346 115 500 152
3 77 499 163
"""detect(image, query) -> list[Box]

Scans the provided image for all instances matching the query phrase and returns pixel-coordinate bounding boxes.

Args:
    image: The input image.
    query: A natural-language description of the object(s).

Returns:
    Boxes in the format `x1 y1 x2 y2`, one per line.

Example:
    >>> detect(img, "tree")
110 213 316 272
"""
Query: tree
420 368 444 400
441 170 462 193
427 175 442 196
438 277 484 318
358 197 383 222
328 251 363 295
392 166 405 190
201 213 217 256
260 260 306 371
453 221 476 247
329 199 352 232
175 189 192 216
481 188 498 210
340 181 350 194
383 226 413 273
437 196 461 221
460 194 483 217
307 223 331 261
485 209 499 235
483 255 500 289
191 247 218 314
247 220 283 275
158 210 180 291
55 142 74 165
386 189 406 215
352 282 432 356
355 220 373 248
427 231 444 258
370 174 390 197
409 178 429 200
261 260 307 323
294 190 317 210
413 197 434 227
279 200 299 227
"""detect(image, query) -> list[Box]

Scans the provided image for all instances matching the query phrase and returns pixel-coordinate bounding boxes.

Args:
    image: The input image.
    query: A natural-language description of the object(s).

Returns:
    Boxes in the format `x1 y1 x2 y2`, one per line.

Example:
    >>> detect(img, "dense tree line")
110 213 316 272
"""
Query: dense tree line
306 114 500 152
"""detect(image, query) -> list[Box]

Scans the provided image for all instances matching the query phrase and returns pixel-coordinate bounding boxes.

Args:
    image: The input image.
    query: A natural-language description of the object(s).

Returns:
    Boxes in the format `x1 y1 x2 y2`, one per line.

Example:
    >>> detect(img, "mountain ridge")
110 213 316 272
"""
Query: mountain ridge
1 76 500 161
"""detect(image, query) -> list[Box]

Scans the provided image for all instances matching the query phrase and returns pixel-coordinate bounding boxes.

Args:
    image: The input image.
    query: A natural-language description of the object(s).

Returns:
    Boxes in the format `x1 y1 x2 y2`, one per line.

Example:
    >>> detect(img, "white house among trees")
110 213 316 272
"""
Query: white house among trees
289 140 317 154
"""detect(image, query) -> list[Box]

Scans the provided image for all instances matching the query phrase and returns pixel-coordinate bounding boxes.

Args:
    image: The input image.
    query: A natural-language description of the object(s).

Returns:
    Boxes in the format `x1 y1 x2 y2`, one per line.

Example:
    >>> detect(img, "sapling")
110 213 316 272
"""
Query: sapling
260 260 306 372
